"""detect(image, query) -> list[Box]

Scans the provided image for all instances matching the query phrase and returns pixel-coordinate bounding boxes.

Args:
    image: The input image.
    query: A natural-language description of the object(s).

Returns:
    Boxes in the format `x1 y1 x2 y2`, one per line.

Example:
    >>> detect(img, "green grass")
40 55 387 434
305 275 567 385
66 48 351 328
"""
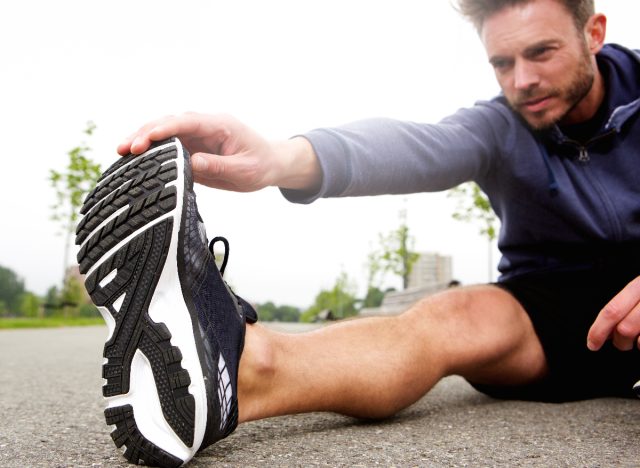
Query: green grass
0 317 105 329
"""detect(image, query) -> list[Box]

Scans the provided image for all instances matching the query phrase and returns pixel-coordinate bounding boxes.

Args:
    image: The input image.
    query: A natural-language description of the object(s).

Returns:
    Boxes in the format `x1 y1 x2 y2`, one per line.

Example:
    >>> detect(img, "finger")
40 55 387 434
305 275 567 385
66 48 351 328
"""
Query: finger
130 126 167 154
612 301 640 351
119 115 177 155
612 331 637 352
117 132 139 156
130 115 210 156
153 113 239 154
587 276 640 350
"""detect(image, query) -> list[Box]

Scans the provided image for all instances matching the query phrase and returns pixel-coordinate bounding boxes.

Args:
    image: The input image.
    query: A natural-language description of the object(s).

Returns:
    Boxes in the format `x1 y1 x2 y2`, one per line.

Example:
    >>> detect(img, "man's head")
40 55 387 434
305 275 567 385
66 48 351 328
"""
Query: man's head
455 0 594 33
455 0 607 130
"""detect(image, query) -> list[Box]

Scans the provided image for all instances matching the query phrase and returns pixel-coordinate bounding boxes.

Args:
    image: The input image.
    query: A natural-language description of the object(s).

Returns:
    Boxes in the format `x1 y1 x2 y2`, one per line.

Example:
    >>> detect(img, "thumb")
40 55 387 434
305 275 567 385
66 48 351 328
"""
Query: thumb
191 153 211 174
191 152 236 188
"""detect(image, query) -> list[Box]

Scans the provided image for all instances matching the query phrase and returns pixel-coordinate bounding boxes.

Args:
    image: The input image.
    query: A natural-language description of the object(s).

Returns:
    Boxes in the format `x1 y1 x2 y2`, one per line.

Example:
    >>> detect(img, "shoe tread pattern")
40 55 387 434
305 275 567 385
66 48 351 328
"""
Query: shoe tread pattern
76 159 178 245
105 405 182 468
91 138 175 191
77 142 197 465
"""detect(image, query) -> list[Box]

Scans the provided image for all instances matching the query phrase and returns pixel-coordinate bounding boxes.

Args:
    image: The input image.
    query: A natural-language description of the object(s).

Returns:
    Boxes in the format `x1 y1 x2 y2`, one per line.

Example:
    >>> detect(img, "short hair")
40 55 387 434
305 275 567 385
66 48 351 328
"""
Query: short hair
453 0 595 32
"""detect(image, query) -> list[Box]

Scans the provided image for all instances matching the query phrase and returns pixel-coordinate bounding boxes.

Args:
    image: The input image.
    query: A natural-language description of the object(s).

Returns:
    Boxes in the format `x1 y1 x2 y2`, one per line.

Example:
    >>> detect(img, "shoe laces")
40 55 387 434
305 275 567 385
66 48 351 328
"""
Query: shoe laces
208 236 229 276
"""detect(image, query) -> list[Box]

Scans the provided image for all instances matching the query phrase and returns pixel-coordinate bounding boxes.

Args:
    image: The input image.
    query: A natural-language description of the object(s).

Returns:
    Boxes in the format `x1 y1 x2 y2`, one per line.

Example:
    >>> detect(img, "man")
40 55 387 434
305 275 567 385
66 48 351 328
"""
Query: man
79 0 639 466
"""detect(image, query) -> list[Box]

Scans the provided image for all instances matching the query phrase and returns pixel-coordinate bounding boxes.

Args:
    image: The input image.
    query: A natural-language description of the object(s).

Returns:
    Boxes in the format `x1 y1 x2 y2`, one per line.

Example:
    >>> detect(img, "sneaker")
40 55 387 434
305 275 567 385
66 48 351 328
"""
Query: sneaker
76 137 257 467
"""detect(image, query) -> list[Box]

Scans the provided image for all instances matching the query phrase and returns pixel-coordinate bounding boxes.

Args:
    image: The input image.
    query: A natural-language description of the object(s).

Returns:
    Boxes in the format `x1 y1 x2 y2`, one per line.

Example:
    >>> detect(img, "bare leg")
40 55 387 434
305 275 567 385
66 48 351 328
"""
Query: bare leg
238 285 547 422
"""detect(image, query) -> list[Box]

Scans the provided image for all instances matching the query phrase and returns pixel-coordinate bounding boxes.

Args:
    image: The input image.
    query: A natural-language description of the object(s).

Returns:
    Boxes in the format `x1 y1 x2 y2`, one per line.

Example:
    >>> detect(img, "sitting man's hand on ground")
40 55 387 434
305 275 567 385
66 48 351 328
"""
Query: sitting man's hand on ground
588 276 640 351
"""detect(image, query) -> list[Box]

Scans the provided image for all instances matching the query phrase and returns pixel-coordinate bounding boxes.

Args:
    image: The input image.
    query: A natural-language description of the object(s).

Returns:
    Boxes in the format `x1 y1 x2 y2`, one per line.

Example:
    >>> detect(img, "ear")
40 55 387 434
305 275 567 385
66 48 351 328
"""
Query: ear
584 13 607 54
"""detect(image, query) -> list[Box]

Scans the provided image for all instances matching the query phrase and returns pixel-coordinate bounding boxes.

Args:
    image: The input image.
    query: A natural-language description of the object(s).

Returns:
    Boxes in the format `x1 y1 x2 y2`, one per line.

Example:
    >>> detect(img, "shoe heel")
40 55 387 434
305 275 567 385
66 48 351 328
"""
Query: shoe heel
105 405 183 467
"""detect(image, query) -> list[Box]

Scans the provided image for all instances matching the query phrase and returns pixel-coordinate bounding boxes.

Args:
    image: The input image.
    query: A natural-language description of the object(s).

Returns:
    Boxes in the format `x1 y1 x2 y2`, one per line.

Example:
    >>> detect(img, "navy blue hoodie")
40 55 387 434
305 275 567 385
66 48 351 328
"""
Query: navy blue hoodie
286 44 640 280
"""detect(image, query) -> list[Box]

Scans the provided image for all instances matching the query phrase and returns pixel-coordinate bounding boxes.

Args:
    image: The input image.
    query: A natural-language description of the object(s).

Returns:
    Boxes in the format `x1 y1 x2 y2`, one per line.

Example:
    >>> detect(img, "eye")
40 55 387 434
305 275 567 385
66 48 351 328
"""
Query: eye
490 58 513 73
527 45 555 60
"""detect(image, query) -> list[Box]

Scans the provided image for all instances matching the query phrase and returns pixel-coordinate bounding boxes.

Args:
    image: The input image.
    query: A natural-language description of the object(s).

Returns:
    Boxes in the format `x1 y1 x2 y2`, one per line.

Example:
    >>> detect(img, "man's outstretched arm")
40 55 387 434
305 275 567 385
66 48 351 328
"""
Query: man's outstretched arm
117 112 322 193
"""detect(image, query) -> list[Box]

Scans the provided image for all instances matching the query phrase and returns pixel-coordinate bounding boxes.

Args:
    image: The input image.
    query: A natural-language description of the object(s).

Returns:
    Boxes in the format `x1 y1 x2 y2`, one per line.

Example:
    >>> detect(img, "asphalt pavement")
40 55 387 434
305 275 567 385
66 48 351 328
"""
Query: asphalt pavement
1 325 639 467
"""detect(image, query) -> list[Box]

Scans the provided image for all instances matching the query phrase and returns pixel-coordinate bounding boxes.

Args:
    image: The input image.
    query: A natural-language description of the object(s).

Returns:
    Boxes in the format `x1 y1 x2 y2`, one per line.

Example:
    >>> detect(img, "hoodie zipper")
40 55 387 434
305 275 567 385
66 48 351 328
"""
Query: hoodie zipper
561 129 622 240
578 147 590 162
562 128 616 164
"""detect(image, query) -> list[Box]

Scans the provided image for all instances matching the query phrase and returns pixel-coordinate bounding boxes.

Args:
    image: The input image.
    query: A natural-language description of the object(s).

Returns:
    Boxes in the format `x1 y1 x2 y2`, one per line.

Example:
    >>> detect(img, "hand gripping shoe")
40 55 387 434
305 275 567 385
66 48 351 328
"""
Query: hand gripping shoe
75 138 257 467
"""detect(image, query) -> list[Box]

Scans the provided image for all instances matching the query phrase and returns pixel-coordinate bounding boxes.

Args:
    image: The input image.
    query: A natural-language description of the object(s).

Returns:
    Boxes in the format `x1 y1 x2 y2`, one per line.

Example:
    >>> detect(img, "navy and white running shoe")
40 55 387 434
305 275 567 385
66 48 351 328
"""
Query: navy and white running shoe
75 138 256 467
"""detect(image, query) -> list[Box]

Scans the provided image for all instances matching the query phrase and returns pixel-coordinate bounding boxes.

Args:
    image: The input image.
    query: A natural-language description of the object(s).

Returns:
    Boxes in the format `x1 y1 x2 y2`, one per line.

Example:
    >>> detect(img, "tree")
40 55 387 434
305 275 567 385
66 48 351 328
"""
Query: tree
19 292 41 318
59 276 85 318
79 303 100 317
448 182 499 281
301 271 358 322
368 209 419 290
43 286 60 317
257 302 301 322
0 264 26 316
361 286 385 309
49 122 102 288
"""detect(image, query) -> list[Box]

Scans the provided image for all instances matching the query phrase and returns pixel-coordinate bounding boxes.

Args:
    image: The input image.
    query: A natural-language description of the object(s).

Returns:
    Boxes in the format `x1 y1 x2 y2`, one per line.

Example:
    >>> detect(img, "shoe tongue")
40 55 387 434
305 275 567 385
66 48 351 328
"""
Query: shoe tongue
196 208 208 245
198 220 208 245
236 295 259 324
195 204 204 223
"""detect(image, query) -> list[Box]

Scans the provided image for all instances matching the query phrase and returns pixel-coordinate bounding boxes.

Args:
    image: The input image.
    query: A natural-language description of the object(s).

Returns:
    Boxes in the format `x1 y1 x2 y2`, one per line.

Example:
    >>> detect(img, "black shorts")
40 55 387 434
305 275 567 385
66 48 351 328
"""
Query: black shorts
470 243 640 402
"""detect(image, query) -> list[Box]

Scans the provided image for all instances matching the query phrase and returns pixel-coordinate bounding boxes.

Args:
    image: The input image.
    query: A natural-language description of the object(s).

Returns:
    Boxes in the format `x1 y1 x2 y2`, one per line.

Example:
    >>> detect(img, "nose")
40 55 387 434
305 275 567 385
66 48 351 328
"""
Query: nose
513 59 539 91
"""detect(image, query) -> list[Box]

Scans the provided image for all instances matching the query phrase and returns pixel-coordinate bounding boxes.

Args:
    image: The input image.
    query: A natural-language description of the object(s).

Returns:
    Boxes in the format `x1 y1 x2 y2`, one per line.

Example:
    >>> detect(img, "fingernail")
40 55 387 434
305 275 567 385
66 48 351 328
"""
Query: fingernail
191 154 207 171
586 339 596 351
131 137 142 153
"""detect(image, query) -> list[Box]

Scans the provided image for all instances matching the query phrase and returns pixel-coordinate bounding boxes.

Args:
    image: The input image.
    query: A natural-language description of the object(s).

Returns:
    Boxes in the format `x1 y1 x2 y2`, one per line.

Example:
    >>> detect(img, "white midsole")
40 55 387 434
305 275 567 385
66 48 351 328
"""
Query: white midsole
102 140 207 462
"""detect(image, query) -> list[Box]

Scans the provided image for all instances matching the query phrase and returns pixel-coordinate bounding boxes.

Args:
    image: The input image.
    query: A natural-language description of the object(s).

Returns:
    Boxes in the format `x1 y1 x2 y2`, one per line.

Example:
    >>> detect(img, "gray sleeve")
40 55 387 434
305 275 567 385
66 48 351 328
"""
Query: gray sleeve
280 104 504 204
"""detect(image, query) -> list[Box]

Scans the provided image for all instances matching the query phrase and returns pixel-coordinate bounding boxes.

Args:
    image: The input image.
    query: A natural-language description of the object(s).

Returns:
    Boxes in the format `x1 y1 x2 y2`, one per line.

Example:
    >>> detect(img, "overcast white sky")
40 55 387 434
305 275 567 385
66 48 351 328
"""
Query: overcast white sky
0 1 637 308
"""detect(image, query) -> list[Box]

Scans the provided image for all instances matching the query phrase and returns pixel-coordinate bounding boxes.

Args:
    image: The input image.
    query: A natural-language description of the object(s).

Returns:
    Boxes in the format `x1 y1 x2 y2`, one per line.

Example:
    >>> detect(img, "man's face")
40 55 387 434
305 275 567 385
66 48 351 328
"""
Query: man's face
481 0 595 130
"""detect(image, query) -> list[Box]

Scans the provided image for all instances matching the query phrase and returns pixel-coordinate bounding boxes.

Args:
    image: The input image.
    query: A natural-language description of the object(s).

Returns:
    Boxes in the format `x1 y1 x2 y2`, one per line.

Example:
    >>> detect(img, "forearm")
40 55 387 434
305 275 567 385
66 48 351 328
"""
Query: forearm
282 116 495 204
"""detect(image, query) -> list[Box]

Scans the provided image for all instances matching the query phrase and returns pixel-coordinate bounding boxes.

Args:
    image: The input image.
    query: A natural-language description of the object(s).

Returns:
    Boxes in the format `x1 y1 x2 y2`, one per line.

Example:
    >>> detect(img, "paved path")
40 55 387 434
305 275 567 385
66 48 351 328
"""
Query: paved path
1 325 639 467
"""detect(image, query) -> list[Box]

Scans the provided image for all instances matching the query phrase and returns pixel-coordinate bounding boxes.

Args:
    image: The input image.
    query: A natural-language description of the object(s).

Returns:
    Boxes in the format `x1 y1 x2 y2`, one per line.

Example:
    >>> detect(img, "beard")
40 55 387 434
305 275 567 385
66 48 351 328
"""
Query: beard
508 45 595 131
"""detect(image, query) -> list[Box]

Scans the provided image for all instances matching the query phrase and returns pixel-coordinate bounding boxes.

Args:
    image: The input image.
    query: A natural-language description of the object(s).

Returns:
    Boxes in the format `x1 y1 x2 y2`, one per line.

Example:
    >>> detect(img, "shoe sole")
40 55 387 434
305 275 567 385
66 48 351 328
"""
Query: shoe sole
76 139 207 467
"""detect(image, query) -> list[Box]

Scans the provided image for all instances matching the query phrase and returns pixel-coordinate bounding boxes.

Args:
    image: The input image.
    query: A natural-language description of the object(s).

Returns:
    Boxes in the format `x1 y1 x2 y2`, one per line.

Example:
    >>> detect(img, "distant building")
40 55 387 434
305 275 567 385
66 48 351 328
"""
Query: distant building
408 252 452 289
360 252 454 317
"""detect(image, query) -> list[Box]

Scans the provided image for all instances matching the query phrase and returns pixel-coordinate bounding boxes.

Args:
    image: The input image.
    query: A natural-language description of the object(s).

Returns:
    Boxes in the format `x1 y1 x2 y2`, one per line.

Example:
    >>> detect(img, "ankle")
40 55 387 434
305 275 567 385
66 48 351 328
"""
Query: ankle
237 324 277 422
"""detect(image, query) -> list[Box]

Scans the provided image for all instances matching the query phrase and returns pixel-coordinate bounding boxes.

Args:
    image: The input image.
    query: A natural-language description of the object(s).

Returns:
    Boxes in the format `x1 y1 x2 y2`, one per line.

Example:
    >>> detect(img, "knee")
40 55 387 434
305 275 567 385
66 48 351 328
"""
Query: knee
401 286 475 328
403 285 524 329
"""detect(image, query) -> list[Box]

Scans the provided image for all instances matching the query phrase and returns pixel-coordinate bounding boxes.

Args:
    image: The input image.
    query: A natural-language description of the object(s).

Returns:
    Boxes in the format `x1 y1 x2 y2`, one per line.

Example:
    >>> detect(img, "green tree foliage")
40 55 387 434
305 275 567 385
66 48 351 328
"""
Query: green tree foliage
301 271 358 322
39 277 91 318
448 182 498 241
256 302 301 322
59 276 86 318
49 122 102 287
368 210 419 290
0 265 26 316
79 303 100 317
19 292 41 318
448 182 499 281
361 286 385 308
365 249 384 291
43 286 60 317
